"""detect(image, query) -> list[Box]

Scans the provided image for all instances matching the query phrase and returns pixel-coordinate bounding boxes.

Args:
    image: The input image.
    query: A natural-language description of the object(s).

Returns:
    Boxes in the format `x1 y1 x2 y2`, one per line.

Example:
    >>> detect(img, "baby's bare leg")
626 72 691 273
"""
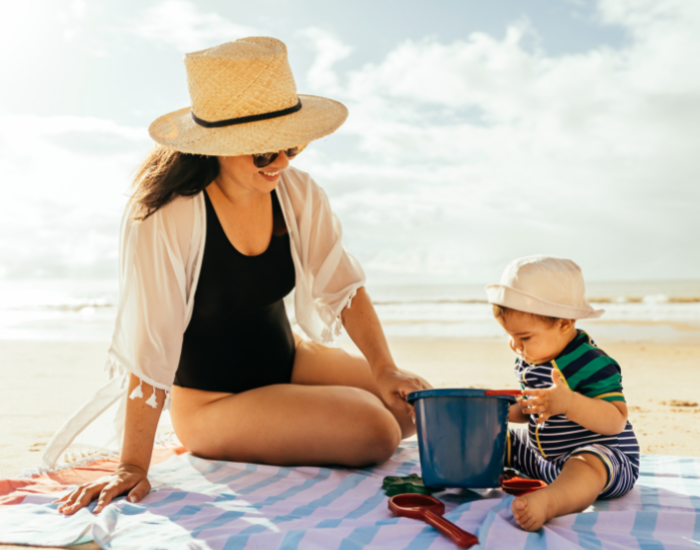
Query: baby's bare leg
511 454 608 531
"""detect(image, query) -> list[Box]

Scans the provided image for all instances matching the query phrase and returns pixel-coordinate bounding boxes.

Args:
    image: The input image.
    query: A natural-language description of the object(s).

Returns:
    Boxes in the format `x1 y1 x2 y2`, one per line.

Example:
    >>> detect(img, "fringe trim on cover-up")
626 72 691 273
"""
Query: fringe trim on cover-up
319 287 358 344
129 379 164 409
20 432 180 479
105 355 171 410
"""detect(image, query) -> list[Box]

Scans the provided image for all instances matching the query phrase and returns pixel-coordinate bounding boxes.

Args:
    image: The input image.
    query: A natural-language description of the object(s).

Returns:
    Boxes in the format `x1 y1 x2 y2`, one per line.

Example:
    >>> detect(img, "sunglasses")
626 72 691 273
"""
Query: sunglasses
252 145 305 168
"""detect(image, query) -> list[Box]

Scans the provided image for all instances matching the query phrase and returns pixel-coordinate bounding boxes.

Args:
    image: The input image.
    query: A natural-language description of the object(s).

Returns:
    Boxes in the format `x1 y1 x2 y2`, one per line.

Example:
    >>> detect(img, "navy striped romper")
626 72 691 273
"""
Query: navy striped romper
507 330 640 498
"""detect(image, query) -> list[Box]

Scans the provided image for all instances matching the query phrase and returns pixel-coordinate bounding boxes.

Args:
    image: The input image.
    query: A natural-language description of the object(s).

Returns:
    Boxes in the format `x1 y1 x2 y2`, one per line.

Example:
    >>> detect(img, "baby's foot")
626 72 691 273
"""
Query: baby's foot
511 489 556 531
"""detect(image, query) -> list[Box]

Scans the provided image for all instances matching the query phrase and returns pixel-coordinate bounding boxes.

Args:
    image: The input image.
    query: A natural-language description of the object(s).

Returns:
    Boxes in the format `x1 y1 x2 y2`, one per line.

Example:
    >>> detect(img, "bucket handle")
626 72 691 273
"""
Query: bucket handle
484 390 523 397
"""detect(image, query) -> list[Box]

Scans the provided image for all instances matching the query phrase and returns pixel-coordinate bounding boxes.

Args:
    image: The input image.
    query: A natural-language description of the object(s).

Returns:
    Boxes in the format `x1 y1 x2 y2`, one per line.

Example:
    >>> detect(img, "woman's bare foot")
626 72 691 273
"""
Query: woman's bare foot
511 489 556 531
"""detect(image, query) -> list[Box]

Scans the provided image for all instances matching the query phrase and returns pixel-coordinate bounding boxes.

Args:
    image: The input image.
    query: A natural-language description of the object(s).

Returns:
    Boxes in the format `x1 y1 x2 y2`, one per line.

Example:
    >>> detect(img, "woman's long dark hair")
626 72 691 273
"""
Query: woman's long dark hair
130 145 220 220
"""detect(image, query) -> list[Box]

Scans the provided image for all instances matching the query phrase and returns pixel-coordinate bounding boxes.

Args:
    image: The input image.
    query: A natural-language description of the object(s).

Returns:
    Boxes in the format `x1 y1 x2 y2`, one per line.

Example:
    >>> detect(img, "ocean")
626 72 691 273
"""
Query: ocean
0 279 699 344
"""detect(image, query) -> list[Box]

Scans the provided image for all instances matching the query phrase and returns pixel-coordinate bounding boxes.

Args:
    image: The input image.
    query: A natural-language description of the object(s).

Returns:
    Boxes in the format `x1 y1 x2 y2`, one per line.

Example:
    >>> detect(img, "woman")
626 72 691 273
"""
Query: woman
54 37 430 515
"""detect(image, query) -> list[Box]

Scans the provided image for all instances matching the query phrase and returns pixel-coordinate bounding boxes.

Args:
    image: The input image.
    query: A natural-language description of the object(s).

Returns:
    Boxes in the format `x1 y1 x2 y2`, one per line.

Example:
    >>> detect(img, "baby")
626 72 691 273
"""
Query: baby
486 255 639 531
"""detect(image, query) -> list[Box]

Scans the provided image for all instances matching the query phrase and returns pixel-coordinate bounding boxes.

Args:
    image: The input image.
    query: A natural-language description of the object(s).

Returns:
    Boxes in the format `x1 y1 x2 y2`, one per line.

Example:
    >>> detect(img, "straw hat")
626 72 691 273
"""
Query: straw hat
148 37 348 156
485 255 604 320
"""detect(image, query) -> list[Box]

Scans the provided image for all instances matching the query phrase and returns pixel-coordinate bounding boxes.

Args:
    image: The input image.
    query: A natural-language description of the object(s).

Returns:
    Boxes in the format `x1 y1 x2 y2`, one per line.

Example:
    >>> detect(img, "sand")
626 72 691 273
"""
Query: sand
0 341 108 478
386 338 700 457
1 336 699 550
2 337 700 479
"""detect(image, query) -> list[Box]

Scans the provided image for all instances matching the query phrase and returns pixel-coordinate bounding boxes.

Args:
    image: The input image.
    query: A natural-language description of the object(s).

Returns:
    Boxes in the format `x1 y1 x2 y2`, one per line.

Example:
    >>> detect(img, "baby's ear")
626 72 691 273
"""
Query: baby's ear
559 318 575 331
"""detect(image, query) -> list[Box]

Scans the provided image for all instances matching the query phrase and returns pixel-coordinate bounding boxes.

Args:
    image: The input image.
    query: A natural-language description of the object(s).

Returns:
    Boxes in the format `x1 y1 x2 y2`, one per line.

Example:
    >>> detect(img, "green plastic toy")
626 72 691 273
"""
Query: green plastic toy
382 474 438 497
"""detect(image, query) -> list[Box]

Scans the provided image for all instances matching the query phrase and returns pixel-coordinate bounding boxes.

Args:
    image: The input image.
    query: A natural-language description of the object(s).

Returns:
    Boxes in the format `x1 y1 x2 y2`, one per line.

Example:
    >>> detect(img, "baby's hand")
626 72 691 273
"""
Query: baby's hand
520 370 573 423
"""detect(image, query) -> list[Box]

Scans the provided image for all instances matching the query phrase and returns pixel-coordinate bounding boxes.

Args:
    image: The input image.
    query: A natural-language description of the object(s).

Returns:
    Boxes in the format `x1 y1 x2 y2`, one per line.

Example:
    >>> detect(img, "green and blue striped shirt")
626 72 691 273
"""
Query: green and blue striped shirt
515 330 640 468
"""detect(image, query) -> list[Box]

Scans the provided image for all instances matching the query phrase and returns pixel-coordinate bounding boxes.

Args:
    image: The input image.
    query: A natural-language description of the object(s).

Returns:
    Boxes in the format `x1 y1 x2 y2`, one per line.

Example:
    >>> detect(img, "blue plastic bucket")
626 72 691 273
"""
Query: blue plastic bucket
408 389 518 489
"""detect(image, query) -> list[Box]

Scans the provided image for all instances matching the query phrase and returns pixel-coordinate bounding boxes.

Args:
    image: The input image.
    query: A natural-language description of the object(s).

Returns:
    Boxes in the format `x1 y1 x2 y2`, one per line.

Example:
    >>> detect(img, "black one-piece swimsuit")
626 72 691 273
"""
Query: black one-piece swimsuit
174 190 296 394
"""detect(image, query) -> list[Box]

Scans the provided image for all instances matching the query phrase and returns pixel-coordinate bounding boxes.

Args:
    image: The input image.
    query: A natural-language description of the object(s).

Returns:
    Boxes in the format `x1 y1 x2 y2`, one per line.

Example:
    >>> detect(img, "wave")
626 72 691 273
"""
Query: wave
3 297 699 313
372 296 700 305
0 300 116 312
40 302 116 312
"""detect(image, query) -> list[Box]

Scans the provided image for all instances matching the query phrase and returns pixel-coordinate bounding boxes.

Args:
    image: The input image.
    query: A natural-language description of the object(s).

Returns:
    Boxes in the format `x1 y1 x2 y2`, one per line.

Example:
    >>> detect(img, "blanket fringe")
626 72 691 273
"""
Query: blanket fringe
18 432 181 479
19 449 120 479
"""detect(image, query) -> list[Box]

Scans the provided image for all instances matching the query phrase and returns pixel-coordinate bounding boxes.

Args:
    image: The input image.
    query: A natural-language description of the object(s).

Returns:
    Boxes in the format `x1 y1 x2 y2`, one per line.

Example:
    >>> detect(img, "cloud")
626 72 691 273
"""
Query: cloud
3 0 698 284
349 22 545 115
129 0 261 52
0 114 150 279
58 0 89 42
291 0 700 282
65 0 88 20
297 27 354 94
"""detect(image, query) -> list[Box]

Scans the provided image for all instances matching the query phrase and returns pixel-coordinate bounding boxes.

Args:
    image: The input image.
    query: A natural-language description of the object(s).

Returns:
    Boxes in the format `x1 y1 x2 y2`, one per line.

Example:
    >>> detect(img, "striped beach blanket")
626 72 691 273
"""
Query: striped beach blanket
1 442 700 549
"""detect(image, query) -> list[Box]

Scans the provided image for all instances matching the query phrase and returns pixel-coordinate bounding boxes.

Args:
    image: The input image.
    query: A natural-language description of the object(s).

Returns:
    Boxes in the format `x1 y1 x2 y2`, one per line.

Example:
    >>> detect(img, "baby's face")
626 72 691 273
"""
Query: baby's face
496 310 576 364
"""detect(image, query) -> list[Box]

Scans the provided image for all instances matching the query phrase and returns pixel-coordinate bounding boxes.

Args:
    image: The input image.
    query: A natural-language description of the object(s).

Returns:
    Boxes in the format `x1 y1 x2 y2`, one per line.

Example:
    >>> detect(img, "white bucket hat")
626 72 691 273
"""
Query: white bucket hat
485 255 604 320
148 37 348 156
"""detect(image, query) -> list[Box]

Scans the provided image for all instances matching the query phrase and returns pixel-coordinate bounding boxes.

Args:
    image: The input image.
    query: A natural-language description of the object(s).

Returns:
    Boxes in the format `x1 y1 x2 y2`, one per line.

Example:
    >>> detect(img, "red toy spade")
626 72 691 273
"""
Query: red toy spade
501 477 548 496
388 494 479 549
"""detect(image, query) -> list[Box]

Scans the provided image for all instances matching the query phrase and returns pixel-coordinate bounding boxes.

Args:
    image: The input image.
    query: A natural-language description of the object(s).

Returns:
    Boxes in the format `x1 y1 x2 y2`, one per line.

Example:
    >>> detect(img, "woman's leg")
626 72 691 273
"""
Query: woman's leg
170 337 417 467
171 383 401 467
290 339 418 439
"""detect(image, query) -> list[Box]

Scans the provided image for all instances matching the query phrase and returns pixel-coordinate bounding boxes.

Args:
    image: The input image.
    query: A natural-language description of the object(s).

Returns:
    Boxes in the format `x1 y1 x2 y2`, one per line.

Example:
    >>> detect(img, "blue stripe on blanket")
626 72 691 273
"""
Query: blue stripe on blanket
572 512 603 549
2 444 700 549
317 461 414 529
631 454 664 549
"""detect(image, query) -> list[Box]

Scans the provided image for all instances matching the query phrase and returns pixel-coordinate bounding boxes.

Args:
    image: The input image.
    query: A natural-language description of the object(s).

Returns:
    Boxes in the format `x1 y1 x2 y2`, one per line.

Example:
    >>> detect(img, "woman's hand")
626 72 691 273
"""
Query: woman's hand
340 286 432 419
55 375 163 515
520 370 573 423
54 463 151 515
375 367 432 419
509 402 529 423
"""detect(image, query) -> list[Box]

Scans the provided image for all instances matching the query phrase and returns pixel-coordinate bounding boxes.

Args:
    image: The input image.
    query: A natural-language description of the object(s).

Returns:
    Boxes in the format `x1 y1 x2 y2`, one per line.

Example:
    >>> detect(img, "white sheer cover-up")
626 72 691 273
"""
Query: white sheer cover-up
41 167 366 470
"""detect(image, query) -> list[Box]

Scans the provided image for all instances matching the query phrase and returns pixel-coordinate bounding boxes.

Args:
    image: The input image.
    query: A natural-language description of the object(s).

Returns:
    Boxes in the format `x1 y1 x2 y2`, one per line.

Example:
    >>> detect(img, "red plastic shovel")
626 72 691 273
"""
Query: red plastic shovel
501 477 548 496
388 494 479 549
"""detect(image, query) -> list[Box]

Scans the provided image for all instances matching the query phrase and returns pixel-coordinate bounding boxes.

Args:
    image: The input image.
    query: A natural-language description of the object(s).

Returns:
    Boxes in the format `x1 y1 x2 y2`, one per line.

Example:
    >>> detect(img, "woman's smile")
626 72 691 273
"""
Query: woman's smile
259 169 281 181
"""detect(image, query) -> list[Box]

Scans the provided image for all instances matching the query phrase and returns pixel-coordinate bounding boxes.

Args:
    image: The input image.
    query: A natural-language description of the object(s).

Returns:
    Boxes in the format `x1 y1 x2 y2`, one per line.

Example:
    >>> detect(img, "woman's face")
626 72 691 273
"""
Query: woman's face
217 151 290 194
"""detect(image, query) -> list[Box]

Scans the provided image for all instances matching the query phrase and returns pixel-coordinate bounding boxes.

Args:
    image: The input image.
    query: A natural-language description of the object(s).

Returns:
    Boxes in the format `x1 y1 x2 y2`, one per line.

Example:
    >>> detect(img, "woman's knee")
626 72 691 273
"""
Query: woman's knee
347 388 402 465
367 411 402 464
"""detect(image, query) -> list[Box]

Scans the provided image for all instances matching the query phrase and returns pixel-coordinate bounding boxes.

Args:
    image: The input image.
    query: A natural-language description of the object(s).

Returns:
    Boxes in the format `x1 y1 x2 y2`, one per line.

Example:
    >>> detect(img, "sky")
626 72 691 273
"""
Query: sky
0 0 698 285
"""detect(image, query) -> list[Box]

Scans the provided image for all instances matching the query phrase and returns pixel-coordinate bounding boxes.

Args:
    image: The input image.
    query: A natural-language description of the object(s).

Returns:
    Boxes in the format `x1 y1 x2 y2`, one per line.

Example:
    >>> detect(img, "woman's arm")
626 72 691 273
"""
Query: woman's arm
341 287 431 416
56 374 165 515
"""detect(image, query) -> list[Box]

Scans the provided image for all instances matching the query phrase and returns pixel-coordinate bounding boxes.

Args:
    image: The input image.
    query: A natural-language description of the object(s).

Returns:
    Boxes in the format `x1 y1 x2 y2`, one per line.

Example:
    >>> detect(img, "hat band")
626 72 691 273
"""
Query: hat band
191 98 302 129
